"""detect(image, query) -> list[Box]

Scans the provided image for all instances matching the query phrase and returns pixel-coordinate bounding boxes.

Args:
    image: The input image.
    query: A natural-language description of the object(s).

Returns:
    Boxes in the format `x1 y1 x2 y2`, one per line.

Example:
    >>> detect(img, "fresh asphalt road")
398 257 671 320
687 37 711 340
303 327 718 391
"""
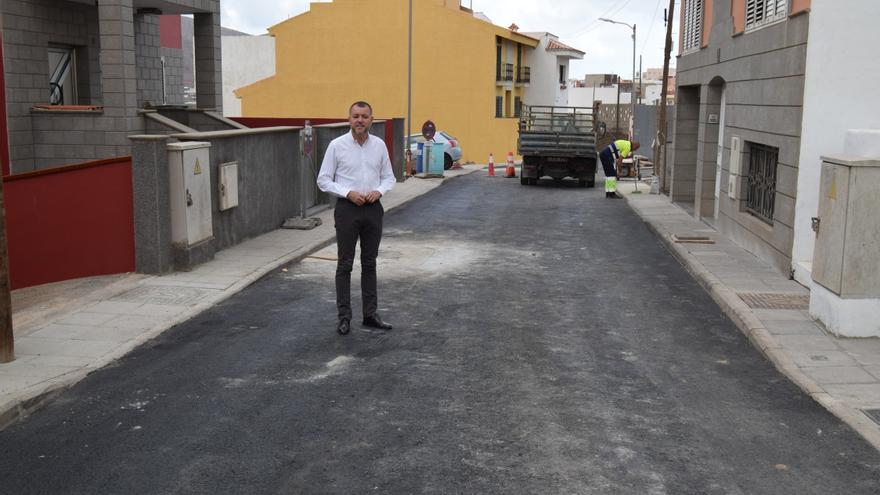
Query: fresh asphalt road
3 173 880 494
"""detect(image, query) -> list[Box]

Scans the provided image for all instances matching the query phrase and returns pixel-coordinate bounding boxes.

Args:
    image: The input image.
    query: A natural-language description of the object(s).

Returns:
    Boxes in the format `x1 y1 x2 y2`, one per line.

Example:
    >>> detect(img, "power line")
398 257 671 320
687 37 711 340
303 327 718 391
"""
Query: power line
640 0 663 56
564 0 634 38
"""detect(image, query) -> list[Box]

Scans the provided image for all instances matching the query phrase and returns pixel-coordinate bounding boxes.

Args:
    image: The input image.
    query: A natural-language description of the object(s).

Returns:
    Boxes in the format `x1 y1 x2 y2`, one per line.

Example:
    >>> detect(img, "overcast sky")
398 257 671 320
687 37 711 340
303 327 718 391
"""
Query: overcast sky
220 0 678 79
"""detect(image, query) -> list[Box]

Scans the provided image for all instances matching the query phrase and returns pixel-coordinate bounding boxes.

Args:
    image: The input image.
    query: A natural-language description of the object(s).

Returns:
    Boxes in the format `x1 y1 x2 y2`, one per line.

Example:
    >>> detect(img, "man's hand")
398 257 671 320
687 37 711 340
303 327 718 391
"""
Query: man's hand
346 191 366 206
364 190 382 204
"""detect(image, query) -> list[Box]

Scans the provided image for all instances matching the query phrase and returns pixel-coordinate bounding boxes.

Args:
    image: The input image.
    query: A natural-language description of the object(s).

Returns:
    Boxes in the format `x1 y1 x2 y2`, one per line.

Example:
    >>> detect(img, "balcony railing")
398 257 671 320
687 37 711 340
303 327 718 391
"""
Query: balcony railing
516 66 531 83
497 63 514 82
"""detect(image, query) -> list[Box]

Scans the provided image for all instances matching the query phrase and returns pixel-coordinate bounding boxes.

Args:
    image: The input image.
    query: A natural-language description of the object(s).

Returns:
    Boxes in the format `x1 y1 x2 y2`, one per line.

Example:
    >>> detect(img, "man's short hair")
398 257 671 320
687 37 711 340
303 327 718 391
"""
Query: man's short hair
349 101 373 115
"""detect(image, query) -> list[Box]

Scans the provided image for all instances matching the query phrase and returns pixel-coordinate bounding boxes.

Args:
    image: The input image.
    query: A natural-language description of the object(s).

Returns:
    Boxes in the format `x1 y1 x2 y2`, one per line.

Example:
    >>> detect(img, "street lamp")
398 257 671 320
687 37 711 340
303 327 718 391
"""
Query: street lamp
599 17 636 139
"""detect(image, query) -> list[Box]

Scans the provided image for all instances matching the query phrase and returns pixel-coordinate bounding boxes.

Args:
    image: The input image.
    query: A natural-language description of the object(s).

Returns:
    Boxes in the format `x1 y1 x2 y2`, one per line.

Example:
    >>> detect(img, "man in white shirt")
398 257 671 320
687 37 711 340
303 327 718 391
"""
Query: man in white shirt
317 101 397 335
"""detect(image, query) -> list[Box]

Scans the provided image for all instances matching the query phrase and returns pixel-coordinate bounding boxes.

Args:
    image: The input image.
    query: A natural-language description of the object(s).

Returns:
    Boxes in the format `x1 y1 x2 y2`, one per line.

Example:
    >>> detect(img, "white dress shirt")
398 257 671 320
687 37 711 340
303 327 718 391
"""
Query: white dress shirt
317 131 396 200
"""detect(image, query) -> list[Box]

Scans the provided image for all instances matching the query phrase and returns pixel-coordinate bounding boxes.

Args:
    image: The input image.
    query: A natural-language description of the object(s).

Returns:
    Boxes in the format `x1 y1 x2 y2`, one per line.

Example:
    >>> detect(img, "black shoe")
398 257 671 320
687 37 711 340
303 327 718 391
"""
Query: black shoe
362 314 392 330
337 318 350 335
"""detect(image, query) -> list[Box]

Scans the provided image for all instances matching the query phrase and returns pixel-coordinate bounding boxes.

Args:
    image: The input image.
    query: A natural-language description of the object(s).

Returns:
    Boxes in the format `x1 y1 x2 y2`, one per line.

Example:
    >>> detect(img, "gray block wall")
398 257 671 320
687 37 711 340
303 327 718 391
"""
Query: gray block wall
1 0 102 171
2 0 221 173
672 0 808 274
134 13 163 107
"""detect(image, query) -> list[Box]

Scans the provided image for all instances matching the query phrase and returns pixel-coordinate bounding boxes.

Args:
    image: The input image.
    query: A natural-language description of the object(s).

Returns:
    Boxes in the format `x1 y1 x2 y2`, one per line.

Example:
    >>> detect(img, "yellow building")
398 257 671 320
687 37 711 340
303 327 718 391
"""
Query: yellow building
235 0 539 163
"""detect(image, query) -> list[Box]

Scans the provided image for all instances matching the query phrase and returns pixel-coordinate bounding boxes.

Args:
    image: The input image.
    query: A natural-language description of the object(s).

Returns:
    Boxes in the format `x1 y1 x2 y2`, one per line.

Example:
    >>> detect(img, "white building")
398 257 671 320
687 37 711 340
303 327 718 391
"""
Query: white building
790 0 880 336
520 32 584 107
221 33 275 117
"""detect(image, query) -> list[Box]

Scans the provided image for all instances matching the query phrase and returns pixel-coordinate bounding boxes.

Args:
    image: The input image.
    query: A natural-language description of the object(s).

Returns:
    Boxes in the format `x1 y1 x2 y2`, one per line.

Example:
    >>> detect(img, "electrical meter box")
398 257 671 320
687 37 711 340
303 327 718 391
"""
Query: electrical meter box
167 141 213 246
812 155 880 298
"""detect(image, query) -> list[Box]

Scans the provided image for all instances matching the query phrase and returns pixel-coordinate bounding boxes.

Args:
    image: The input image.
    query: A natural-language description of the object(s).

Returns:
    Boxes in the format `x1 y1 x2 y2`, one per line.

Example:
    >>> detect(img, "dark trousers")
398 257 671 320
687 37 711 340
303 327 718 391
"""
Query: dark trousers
599 146 617 178
334 199 384 320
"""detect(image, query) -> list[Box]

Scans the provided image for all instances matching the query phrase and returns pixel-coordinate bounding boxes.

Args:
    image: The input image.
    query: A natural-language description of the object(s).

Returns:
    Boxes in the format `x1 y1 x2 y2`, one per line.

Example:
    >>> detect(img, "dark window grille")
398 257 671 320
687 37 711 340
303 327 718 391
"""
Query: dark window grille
514 96 522 117
503 63 514 82
745 143 777 223
495 96 503 118
517 66 531 83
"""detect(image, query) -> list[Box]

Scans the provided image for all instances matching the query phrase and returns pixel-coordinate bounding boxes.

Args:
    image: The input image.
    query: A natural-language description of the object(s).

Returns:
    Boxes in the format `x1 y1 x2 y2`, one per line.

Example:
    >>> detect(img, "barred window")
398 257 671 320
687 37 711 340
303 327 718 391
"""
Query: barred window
514 96 522 118
495 96 503 118
745 142 778 224
682 0 703 53
746 0 788 30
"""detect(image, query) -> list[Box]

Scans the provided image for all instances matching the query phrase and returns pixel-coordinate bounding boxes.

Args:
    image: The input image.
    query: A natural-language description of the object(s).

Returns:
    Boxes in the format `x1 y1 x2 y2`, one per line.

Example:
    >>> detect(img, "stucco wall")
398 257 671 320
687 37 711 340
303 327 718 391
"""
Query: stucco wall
235 0 537 164
791 0 880 285
222 34 275 117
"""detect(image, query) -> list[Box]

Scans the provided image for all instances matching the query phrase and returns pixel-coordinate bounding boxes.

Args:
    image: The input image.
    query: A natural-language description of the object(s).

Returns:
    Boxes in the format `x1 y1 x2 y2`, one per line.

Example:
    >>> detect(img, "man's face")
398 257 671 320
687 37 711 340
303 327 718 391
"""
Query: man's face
349 105 373 137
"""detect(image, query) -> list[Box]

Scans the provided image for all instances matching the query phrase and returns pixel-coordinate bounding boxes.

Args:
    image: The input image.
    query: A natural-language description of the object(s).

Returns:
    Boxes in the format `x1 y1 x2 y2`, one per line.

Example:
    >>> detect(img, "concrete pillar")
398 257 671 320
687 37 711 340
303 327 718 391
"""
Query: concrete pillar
194 12 222 112
670 86 700 204
129 135 173 274
695 84 721 219
97 0 139 145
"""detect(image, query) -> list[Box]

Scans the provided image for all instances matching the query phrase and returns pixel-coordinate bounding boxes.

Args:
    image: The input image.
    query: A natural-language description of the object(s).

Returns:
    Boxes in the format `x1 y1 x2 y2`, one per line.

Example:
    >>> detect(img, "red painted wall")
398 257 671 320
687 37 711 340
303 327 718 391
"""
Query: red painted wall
160 15 182 49
3 157 135 289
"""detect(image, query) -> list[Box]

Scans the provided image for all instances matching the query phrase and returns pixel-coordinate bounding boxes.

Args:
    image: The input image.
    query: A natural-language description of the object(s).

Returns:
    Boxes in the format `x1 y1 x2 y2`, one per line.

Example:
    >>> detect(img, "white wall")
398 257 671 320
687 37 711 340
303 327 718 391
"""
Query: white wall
522 33 580 107
568 86 631 107
221 35 276 117
792 0 880 285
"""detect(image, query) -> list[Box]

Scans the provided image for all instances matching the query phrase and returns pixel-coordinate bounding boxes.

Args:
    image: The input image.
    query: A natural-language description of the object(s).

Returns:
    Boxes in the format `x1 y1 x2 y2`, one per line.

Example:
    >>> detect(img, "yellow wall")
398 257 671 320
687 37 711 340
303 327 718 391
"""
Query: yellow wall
235 0 536 163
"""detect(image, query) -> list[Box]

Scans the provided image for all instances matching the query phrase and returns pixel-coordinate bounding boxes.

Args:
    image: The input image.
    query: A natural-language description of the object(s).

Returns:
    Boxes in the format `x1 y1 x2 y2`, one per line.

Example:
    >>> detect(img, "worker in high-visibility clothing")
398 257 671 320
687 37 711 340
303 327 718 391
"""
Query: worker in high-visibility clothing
599 139 640 198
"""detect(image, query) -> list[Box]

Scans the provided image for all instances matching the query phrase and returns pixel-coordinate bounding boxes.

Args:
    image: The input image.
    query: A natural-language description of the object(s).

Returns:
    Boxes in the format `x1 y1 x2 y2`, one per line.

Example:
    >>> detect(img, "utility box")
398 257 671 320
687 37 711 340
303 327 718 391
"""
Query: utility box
812 154 880 297
424 141 445 175
167 141 213 247
219 161 239 211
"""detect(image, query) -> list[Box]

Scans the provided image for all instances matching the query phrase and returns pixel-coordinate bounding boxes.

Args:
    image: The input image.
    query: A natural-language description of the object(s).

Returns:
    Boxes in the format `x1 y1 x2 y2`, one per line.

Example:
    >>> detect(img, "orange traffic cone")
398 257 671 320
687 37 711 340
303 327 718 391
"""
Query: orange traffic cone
505 151 516 178
488 153 495 176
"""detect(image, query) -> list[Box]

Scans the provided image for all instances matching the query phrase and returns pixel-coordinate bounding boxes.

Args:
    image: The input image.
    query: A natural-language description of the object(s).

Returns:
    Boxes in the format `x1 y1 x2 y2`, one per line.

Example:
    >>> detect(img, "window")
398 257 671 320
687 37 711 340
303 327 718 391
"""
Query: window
514 96 522 118
559 65 565 84
681 0 703 53
745 142 778 223
48 45 77 105
495 96 503 118
746 0 788 30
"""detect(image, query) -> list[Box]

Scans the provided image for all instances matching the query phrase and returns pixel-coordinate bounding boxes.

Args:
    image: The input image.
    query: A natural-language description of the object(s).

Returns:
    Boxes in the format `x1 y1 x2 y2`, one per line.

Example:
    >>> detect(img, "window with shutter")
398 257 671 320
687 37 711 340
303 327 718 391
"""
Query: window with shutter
681 0 703 53
746 0 787 30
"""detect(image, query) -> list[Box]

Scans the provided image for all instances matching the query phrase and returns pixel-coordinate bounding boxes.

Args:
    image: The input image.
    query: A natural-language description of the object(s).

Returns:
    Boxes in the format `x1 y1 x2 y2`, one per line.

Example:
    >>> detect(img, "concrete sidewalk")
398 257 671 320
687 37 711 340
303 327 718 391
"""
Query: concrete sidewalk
615 178 880 450
0 165 482 430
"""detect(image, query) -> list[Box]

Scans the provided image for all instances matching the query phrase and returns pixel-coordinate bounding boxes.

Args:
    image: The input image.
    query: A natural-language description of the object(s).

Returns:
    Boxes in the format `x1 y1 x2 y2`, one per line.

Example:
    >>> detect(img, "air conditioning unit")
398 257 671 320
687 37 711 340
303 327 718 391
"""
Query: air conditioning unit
729 136 742 175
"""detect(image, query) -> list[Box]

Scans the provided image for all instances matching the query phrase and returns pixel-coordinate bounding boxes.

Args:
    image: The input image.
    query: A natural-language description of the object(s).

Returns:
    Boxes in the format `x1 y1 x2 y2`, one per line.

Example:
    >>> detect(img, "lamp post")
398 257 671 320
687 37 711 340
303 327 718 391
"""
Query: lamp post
599 18 636 138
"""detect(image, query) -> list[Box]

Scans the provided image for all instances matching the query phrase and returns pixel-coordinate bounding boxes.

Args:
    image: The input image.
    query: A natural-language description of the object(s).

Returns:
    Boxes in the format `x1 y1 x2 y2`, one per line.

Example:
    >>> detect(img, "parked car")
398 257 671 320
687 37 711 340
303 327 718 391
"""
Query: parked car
406 131 462 170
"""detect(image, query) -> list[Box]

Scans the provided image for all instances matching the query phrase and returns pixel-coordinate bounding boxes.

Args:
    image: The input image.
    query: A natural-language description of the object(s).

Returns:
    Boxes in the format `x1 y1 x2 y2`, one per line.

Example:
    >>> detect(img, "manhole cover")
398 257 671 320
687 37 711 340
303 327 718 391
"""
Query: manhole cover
112 285 214 306
738 292 809 310
863 409 880 426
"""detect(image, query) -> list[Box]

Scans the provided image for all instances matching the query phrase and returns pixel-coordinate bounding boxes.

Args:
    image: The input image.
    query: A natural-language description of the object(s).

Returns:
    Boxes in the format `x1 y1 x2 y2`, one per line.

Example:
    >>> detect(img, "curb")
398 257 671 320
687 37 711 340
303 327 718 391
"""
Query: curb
627 197 880 451
0 168 479 431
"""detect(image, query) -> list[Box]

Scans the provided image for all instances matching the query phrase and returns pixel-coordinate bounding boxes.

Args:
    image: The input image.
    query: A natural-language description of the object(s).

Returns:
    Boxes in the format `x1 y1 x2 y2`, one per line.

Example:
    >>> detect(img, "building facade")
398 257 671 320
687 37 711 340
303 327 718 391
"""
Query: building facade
234 0 543 163
671 0 811 274
221 33 275 117
0 1 223 173
520 32 584 107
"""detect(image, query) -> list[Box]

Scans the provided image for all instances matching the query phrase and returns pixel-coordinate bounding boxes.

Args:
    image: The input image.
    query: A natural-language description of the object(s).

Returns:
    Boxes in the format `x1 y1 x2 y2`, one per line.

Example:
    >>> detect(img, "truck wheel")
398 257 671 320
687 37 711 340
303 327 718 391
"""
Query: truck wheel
520 176 529 185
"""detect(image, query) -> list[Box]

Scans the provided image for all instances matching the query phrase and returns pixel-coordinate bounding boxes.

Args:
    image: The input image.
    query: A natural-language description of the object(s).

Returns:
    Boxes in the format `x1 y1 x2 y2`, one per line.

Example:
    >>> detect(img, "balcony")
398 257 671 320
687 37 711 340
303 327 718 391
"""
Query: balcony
516 66 531 84
496 63 514 83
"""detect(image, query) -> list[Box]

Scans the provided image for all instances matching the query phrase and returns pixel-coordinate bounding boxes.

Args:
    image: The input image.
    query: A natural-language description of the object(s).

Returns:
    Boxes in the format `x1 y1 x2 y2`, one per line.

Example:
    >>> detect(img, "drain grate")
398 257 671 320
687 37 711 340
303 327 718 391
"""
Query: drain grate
863 409 880 426
738 292 809 310
672 234 715 244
